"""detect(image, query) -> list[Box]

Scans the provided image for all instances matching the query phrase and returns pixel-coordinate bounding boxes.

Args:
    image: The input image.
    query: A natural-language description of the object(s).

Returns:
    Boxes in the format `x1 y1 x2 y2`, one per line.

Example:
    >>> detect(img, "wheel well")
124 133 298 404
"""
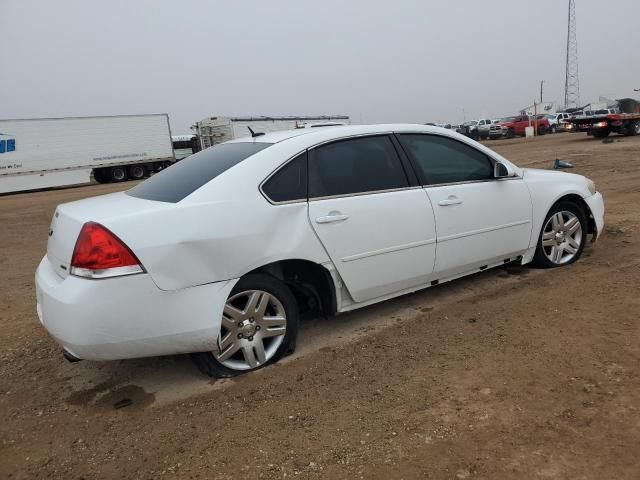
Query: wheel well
248 260 337 316
553 194 596 235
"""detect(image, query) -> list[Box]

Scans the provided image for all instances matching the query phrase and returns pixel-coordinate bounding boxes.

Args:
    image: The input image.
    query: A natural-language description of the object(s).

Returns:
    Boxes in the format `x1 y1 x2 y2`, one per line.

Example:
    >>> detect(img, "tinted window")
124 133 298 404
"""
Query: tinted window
127 142 271 202
309 136 408 198
398 134 493 185
262 152 307 202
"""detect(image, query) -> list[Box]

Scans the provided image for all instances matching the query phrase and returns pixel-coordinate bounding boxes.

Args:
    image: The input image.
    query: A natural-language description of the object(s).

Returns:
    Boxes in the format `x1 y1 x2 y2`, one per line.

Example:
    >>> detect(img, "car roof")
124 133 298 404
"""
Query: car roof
227 123 461 146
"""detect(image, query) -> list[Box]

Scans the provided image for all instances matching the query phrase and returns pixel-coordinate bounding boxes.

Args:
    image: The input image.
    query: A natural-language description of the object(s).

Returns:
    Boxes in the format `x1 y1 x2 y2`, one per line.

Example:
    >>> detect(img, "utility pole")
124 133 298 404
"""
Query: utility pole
540 80 544 104
564 0 580 109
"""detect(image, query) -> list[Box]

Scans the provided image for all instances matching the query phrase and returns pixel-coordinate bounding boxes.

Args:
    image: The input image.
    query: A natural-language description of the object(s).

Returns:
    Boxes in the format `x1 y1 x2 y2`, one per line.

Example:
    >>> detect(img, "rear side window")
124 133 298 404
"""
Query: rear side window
398 134 493 185
308 135 408 198
262 152 307 203
127 142 271 202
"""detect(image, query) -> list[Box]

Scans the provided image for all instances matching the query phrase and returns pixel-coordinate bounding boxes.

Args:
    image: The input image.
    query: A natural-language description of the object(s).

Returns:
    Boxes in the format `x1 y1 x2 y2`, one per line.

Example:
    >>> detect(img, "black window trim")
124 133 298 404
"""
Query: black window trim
393 132 516 188
259 131 520 204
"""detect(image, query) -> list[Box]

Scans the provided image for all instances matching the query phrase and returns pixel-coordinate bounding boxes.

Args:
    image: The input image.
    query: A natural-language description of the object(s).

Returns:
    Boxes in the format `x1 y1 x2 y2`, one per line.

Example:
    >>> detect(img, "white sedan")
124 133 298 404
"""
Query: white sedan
35 124 604 377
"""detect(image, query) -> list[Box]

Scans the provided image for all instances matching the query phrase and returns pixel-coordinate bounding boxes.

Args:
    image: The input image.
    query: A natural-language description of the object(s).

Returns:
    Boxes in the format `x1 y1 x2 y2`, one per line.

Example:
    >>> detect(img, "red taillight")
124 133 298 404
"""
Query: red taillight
70 222 143 278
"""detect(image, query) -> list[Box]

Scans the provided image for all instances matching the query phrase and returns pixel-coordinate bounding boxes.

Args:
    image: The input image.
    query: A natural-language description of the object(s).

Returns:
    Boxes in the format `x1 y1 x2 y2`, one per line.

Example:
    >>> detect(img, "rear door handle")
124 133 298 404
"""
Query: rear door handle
438 196 462 206
316 212 349 224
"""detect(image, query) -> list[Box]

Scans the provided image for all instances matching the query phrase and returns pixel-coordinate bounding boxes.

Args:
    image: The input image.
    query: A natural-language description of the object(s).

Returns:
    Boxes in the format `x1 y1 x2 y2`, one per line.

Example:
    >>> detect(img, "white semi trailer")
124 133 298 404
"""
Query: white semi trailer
194 115 350 150
0 114 175 194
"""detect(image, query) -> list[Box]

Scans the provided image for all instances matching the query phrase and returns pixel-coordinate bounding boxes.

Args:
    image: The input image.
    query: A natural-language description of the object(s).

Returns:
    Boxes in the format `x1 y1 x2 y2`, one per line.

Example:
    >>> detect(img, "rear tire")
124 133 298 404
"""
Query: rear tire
127 164 146 180
109 166 127 182
192 273 299 378
538 125 547 135
532 201 587 268
627 120 640 136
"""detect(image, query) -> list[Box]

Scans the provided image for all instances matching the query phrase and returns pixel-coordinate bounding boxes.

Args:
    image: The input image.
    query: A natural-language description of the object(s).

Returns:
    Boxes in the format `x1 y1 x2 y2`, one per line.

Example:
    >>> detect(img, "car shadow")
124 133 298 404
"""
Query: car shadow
59 262 537 409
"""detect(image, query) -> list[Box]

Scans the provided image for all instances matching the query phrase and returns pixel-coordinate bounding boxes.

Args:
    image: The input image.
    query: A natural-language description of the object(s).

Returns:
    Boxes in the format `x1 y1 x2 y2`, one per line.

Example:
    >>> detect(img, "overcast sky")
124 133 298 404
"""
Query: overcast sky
2 0 639 133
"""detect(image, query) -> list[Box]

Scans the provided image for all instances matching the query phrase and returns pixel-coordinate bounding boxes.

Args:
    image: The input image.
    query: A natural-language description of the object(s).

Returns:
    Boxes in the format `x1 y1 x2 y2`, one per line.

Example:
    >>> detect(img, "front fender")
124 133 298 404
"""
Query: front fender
523 168 595 249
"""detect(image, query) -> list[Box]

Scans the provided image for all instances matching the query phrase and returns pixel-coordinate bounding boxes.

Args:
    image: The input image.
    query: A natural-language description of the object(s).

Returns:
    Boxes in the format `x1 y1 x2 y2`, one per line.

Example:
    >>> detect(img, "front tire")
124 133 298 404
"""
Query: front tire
192 273 299 378
532 201 587 268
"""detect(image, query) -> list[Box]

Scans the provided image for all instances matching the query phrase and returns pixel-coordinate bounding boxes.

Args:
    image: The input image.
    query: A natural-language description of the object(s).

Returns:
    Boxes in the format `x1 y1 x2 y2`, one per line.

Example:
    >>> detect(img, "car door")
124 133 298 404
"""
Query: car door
397 133 532 278
307 135 437 303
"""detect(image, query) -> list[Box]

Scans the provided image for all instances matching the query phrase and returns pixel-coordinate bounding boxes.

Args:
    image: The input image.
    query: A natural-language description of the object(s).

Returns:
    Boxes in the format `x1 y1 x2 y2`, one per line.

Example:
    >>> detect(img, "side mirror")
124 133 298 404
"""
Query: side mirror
494 161 510 178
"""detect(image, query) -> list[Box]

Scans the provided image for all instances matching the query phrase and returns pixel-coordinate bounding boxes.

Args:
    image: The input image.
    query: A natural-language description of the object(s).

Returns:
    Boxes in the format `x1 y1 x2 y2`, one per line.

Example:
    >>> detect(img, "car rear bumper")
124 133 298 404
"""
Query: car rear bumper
35 256 235 361
585 192 605 241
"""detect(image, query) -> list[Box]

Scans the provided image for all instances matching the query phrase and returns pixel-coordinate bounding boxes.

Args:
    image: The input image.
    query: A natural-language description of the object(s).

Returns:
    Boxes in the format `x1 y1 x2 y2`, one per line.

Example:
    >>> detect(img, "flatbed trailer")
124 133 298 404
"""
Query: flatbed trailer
567 99 640 138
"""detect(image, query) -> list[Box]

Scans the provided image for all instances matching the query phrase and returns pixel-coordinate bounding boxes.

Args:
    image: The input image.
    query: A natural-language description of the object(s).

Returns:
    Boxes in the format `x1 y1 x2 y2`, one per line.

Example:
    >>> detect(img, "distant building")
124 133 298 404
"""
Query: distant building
520 102 557 116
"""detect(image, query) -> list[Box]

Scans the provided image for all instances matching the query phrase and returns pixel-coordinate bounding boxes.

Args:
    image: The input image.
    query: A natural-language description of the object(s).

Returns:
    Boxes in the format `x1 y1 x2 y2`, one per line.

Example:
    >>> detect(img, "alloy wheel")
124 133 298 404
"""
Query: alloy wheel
541 211 582 265
216 290 287 371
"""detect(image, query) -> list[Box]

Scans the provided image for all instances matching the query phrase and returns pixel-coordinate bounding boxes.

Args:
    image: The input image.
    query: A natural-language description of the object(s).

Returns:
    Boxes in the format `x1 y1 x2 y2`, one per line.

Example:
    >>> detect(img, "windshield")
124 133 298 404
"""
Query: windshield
498 117 516 123
463 121 478 126
128 142 272 203
594 110 609 115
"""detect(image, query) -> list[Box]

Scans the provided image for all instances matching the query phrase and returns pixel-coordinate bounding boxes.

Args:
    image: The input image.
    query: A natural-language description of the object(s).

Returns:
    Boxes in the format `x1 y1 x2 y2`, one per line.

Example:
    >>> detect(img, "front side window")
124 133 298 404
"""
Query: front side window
398 134 493 185
262 152 307 203
308 135 408 198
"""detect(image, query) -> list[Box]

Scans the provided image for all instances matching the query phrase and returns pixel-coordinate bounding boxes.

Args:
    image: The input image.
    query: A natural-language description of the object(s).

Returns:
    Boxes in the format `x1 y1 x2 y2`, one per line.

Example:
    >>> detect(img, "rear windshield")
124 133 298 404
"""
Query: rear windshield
127 142 271 202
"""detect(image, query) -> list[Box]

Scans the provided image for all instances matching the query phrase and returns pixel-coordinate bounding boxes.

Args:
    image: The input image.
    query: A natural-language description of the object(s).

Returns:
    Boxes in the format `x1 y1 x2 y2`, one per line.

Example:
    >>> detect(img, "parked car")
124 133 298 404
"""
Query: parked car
35 124 604 377
456 121 481 140
476 119 493 139
489 115 551 139
544 113 571 133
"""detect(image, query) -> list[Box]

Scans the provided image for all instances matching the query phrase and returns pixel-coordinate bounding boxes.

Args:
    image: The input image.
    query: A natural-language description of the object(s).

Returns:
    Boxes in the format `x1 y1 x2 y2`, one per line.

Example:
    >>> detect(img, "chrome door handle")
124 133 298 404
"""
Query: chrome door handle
316 212 349 224
438 196 462 206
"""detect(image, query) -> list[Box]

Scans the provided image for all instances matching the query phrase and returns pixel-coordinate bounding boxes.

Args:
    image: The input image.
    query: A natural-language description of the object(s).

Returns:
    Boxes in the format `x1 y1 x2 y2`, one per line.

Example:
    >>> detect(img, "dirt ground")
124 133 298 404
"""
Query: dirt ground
1 133 639 479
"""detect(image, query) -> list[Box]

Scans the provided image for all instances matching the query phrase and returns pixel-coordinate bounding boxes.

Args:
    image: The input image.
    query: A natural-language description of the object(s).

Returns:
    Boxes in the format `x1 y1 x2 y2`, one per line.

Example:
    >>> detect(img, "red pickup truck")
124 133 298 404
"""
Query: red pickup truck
488 115 551 139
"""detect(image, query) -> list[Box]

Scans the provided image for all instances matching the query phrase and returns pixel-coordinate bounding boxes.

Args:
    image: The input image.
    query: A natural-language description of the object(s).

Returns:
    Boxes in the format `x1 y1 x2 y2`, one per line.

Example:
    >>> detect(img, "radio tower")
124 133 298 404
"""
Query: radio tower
564 0 580 109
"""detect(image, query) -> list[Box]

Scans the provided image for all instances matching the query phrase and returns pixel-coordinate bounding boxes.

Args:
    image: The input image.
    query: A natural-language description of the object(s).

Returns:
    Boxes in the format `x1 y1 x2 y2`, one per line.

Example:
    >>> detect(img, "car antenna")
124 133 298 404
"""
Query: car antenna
247 126 265 138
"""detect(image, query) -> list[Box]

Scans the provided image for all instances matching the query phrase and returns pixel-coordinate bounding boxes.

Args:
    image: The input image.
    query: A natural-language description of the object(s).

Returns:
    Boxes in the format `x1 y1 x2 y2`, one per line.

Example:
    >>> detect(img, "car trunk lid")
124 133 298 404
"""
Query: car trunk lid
46 192 169 279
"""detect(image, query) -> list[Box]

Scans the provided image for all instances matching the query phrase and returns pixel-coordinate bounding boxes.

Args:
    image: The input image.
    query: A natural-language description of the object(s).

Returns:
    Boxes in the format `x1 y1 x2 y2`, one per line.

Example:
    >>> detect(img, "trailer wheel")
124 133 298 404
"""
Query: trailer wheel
127 164 146 180
628 121 640 136
109 166 127 182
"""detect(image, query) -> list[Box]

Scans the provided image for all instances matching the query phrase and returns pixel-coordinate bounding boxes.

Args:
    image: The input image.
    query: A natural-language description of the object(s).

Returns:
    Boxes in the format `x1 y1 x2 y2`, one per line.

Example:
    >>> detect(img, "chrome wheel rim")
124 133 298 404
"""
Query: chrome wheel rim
541 211 582 264
216 290 287 371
